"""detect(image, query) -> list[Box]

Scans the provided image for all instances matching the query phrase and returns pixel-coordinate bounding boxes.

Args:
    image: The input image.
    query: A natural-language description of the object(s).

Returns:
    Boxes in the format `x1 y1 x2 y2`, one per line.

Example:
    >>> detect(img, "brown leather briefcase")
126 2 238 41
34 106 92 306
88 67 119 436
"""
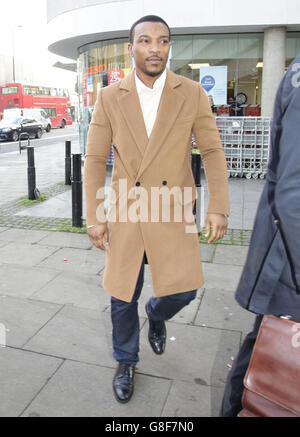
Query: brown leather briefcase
238 315 300 417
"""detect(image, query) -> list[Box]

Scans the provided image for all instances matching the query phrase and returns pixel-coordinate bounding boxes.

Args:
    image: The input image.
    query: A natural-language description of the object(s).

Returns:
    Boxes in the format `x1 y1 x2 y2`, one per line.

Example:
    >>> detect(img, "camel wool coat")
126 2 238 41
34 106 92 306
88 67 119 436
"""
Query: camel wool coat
84 69 230 302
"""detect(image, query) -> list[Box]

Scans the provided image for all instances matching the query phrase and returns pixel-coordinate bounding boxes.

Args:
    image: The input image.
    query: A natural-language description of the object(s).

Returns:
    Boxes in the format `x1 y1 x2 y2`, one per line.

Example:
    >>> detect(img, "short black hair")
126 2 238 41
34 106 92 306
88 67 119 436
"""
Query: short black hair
129 15 171 44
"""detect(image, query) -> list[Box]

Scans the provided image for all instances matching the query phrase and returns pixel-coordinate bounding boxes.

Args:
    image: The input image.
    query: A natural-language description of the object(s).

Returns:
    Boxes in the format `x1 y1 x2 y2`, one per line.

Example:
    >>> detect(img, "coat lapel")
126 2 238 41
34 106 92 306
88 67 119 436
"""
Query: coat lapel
117 71 148 158
136 70 185 180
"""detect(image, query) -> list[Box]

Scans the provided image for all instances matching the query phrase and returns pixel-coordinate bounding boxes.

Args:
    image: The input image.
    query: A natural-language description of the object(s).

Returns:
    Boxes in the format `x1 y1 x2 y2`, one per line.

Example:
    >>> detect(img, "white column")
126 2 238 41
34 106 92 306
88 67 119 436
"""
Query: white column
261 27 286 117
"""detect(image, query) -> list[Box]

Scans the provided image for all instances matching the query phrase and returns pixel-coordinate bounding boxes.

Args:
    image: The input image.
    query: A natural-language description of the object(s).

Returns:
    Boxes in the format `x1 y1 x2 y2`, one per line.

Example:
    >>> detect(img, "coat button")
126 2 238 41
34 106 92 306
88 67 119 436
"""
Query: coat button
162 180 167 186
274 219 279 225
136 182 141 187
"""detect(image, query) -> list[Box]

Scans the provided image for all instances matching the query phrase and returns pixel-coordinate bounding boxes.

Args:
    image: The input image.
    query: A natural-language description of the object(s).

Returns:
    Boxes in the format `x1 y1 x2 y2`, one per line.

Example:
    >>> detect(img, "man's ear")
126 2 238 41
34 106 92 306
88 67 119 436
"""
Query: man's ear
128 43 133 57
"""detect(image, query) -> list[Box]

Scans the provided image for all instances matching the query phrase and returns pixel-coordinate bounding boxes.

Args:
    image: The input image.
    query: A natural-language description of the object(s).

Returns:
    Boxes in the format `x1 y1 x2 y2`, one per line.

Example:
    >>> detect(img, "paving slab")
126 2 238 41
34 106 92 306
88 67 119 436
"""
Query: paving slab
138 322 240 387
0 241 8 248
0 347 62 417
0 227 8 233
37 247 105 275
0 229 49 244
194 288 255 334
199 244 216 262
213 245 249 266
243 201 260 213
23 306 115 367
0 296 62 348
242 190 262 202
202 263 243 291
243 217 256 230
31 271 110 311
15 191 80 219
38 232 93 250
168 292 201 325
0 243 58 267
15 176 111 220
21 360 171 417
161 380 224 417
0 264 60 298
227 211 243 229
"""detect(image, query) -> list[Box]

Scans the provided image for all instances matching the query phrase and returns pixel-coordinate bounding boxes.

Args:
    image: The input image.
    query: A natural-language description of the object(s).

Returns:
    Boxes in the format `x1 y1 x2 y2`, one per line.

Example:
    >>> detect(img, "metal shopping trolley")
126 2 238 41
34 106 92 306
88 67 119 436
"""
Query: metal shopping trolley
216 116 271 179
216 117 244 178
242 117 271 179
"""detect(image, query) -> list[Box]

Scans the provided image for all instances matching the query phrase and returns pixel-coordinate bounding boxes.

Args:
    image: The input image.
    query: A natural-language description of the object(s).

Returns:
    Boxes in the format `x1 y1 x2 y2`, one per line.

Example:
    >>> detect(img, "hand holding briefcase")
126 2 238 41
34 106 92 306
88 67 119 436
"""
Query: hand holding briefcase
238 315 300 417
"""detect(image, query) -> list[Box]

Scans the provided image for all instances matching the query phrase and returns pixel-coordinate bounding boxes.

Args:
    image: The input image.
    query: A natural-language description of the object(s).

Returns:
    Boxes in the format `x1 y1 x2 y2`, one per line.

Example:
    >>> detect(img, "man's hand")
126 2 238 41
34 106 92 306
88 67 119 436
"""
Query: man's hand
205 213 228 244
87 223 109 251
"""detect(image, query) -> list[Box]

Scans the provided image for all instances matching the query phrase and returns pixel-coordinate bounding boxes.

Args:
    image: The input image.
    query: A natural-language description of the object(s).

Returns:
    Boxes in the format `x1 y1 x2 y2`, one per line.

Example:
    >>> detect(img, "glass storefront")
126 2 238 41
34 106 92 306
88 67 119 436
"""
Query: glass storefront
78 32 300 154
78 39 132 152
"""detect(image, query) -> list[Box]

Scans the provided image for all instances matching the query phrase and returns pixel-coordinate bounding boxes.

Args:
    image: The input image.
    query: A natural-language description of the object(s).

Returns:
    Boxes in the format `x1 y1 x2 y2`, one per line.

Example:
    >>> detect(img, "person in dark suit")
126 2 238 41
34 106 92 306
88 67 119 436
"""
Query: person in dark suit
220 53 300 417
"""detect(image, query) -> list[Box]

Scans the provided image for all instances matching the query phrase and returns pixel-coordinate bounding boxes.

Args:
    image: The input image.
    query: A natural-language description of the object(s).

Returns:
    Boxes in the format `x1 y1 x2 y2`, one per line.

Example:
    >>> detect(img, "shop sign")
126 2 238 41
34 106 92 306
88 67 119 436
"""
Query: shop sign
200 66 228 106
108 69 125 84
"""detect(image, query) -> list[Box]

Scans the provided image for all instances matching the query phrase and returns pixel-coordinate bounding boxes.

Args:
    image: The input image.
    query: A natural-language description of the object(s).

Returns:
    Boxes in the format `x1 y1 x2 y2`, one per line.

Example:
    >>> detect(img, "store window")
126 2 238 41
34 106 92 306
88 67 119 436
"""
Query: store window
287 33 300 66
78 38 131 153
78 32 300 154
170 34 263 117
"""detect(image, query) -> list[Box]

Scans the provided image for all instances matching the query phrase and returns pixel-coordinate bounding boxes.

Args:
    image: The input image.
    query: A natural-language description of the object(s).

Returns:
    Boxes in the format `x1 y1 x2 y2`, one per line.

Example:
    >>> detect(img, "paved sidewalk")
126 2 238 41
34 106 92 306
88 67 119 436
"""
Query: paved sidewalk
0 170 262 246
0 128 80 206
0 228 257 417
0 162 265 416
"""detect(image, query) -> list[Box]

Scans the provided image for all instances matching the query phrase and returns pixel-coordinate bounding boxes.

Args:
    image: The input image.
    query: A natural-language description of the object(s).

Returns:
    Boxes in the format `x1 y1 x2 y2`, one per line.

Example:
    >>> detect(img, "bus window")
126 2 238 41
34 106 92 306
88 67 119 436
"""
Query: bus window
2 87 18 95
40 110 48 118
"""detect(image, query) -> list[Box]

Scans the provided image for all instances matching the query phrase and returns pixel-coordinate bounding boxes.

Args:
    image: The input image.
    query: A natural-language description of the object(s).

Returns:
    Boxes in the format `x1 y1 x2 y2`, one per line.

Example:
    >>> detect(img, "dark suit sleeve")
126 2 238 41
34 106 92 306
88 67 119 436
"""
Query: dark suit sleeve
274 81 300 288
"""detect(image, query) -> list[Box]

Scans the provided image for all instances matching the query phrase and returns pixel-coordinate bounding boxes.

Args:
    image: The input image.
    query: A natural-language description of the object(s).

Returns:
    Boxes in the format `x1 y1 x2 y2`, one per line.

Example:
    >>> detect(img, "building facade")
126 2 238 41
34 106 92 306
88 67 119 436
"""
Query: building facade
46 0 300 153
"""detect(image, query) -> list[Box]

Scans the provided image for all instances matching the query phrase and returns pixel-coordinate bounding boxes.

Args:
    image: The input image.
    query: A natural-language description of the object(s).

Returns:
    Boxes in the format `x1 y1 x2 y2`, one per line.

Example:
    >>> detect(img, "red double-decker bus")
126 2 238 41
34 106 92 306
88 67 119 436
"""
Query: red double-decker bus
0 83 73 128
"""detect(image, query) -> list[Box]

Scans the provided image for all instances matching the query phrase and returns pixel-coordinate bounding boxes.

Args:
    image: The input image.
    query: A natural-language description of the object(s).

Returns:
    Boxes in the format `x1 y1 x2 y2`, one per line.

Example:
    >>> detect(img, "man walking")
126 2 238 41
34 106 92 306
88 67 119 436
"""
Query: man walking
84 15 229 403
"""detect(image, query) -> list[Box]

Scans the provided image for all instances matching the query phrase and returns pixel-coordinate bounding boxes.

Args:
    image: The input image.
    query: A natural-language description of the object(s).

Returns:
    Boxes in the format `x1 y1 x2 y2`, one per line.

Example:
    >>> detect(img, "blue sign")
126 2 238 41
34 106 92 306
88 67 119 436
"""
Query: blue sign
200 66 228 106
201 75 216 93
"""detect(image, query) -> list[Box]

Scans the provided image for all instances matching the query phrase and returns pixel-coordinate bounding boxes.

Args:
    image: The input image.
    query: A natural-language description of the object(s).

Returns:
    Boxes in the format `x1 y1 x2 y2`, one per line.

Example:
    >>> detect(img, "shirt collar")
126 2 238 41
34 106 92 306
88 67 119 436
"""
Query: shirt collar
135 68 167 93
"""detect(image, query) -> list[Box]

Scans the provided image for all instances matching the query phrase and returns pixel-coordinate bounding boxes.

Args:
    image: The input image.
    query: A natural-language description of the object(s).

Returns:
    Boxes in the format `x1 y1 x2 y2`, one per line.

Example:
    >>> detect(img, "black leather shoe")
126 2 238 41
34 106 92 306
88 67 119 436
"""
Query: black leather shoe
112 363 135 403
145 304 167 355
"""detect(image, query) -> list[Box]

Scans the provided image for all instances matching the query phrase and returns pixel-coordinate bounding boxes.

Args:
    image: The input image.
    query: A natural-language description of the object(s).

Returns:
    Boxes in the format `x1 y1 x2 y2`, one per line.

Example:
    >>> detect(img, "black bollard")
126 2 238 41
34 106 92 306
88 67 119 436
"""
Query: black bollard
27 147 38 200
191 153 202 234
65 141 72 185
72 154 83 228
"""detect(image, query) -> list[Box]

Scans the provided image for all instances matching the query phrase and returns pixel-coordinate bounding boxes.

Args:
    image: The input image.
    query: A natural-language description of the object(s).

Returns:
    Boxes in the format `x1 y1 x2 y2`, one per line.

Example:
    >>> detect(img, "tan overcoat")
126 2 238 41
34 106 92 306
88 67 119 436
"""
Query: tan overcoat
84 69 230 302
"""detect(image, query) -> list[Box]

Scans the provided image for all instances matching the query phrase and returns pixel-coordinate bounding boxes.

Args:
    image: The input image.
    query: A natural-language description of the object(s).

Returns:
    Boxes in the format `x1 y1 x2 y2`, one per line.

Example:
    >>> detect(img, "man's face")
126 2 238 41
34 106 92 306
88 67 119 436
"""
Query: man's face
128 21 170 78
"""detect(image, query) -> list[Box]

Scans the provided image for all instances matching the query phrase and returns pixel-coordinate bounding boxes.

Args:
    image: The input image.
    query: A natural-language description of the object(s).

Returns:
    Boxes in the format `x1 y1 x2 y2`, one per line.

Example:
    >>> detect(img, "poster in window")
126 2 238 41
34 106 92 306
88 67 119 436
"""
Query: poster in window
200 66 228 106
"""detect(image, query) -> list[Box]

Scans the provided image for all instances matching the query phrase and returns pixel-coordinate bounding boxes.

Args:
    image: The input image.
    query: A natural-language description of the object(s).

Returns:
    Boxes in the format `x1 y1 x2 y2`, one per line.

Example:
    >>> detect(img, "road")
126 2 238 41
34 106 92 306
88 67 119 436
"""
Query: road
0 125 80 155
0 125 80 205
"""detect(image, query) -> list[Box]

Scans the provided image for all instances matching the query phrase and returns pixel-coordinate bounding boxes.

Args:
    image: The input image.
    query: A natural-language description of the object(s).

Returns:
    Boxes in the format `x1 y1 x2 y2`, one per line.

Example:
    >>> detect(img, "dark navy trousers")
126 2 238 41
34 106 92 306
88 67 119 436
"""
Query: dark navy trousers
111 253 197 365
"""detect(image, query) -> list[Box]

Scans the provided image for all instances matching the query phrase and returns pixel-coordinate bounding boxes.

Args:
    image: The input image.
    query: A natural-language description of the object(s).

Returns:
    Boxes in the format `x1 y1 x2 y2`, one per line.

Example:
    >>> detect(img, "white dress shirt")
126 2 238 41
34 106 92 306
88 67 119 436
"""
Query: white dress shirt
135 69 167 138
